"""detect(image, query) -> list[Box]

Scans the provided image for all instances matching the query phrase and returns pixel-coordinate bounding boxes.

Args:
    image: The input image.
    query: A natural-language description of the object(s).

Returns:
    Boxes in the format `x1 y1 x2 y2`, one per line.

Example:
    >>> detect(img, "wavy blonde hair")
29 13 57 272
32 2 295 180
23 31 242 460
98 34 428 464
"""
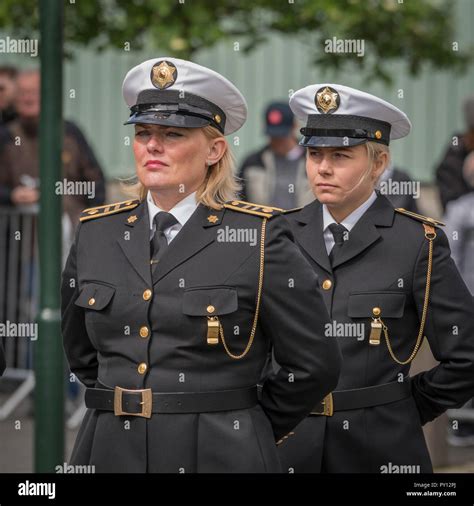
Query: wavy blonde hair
121 125 241 209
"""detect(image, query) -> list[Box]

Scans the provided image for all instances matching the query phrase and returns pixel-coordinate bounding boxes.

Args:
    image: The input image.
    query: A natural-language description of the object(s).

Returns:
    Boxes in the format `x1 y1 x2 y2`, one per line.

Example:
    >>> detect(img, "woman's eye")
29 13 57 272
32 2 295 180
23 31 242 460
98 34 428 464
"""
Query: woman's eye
135 130 149 137
166 131 183 137
334 152 349 158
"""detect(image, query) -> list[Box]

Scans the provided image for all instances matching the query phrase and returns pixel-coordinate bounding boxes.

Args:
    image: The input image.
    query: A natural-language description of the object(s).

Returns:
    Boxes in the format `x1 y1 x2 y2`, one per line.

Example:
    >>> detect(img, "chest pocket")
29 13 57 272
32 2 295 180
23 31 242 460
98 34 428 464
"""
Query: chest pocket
348 291 406 319
182 286 238 316
75 282 116 311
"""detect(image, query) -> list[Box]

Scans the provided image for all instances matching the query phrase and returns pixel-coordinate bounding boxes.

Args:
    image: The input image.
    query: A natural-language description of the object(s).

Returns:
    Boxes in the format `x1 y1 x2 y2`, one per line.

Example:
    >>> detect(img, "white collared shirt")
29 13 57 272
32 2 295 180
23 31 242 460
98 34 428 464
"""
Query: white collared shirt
322 191 377 254
146 190 198 243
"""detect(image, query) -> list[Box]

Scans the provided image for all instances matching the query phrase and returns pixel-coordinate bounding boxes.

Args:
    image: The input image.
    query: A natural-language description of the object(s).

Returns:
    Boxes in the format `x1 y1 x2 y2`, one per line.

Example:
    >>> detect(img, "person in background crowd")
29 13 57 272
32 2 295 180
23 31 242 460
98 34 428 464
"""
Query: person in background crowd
443 151 474 447
0 69 106 227
238 101 311 209
376 162 419 213
436 95 474 212
0 65 18 125
444 151 474 295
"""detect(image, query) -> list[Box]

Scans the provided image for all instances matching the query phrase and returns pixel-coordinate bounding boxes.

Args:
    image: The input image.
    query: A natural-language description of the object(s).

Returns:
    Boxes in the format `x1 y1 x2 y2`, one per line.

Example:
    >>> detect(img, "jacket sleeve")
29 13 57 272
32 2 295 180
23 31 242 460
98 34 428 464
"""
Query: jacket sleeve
410 226 474 425
61 222 99 387
258 215 341 441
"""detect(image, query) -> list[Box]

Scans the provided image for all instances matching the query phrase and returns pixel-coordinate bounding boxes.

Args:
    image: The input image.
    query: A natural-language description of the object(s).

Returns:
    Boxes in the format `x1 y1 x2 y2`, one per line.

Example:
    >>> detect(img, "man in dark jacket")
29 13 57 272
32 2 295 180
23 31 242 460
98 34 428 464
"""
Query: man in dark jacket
436 95 474 211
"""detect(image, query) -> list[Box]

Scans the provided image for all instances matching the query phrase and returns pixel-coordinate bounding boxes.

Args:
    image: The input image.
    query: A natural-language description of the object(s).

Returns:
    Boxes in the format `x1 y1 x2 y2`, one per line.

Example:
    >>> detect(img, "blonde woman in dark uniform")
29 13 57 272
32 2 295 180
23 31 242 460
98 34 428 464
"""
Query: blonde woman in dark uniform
61 59 341 473
278 83 474 473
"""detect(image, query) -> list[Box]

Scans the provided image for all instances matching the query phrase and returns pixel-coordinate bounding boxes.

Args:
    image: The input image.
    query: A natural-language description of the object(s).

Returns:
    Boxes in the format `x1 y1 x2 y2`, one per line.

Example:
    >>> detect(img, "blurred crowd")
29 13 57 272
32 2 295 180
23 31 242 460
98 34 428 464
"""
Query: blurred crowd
0 65 106 230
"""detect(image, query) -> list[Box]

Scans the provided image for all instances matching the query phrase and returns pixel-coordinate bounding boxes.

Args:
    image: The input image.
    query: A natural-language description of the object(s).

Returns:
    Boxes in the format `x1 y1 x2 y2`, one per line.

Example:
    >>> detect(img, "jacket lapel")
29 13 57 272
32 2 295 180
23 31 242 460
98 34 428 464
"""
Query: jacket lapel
117 201 152 286
152 204 224 285
331 194 395 269
292 200 332 274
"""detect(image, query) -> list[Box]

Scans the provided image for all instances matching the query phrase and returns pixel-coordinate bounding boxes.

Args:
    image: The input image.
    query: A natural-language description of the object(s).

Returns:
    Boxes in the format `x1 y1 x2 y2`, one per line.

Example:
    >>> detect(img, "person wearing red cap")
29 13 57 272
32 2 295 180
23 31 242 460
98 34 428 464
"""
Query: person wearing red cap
238 101 312 209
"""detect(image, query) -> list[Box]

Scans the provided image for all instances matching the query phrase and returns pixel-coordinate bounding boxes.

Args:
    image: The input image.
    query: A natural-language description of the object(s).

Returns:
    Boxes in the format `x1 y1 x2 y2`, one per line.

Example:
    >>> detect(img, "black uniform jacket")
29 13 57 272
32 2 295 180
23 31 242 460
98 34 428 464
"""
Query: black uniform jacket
279 193 474 473
61 198 341 473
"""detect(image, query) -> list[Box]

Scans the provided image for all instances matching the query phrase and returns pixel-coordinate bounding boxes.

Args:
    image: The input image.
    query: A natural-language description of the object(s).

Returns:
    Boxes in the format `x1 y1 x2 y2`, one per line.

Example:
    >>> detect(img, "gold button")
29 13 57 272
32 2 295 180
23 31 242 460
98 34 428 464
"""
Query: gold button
88 297 95 306
214 114 221 124
372 307 381 317
375 130 382 139
137 362 147 375
207 305 215 314
322 279 332 290
143 289 152 301
139 326 149 338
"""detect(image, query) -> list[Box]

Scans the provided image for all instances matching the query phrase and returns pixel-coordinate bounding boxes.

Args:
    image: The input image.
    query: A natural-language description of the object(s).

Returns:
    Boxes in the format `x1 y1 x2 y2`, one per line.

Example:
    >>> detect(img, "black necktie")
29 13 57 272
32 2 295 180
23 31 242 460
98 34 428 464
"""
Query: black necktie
328 223 348 265
150 212 178 270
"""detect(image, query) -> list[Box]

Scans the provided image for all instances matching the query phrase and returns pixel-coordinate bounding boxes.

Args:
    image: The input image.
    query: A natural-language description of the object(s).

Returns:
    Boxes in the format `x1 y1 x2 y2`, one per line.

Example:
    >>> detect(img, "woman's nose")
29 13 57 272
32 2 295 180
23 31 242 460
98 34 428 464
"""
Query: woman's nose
317 156 332 175
146 133 164 153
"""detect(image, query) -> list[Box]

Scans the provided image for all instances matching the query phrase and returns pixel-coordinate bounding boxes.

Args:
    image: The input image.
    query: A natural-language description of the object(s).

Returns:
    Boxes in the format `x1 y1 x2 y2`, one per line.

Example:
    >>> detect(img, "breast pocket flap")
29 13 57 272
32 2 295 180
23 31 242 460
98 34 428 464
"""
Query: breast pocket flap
348 292 406 318
182 286 238 316
74 282 116 310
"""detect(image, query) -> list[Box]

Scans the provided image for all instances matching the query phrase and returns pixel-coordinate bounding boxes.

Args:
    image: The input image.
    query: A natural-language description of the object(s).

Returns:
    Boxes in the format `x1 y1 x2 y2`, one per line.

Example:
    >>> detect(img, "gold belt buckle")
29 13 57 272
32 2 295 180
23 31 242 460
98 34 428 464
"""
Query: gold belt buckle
114 386 152 418
310 392 334 416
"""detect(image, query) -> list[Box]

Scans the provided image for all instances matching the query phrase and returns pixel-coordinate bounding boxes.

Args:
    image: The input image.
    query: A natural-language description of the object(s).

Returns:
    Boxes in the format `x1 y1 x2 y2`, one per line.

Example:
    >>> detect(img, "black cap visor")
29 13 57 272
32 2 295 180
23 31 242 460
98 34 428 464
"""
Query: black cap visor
125 110 211 129
299 135 367 148
125 90 226 133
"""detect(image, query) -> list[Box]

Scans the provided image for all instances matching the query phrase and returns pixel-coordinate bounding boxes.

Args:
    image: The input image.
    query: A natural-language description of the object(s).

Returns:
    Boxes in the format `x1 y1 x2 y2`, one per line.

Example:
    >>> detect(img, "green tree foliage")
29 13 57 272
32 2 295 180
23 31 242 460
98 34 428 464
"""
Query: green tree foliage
0 0 471 82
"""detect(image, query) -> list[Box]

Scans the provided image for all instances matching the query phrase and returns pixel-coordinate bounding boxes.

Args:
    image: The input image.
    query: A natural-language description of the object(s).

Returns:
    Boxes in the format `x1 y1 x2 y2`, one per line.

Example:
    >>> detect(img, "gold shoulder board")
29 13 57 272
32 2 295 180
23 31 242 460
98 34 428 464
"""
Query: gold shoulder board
224 200 283 219
395 208 445 228
80 199 140 222
281 206 303 215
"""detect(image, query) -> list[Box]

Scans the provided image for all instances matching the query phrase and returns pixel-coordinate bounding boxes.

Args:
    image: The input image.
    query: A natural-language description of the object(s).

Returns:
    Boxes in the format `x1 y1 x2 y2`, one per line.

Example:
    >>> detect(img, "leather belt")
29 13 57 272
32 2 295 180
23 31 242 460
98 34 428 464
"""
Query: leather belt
85 384 258 418
311 379 412 416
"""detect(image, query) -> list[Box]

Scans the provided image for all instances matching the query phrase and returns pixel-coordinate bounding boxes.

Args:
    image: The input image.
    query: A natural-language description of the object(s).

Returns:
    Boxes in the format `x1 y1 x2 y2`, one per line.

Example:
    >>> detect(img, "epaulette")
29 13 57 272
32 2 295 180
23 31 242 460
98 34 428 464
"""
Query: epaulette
80 199 140 222
281 206 303 215
395 208 445 228
223 200 283 218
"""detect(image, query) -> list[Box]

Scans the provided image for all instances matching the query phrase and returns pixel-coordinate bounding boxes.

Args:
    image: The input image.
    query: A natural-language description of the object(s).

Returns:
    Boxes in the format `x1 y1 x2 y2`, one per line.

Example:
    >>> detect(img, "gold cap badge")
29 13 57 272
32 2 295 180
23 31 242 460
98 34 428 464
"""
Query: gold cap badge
315 86 340 114
151 60 178 90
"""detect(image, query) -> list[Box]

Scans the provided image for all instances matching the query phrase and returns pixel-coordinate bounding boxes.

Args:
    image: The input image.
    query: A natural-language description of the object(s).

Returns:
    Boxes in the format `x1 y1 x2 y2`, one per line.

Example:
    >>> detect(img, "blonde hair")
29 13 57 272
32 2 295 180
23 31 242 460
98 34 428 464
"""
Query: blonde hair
121 125 240 210
366 141 390 170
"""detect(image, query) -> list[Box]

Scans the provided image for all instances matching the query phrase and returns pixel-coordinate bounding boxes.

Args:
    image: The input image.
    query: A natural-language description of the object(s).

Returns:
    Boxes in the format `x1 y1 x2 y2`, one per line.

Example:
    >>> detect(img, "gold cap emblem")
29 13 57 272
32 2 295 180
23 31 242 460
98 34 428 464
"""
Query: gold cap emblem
151 60 177 90
315 86 340 114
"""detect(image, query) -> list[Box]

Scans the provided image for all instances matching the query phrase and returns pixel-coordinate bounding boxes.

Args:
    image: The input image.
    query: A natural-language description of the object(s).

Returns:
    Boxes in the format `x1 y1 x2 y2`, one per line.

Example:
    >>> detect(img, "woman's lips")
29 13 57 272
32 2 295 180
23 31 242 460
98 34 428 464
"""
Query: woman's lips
316 183 337 189
145 160 168 169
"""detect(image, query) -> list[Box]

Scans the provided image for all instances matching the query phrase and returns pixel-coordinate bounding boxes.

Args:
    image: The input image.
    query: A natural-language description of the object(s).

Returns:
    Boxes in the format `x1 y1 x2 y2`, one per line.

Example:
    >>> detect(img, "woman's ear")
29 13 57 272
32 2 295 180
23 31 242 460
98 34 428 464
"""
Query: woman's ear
206 137 227 166
372 151 389 181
